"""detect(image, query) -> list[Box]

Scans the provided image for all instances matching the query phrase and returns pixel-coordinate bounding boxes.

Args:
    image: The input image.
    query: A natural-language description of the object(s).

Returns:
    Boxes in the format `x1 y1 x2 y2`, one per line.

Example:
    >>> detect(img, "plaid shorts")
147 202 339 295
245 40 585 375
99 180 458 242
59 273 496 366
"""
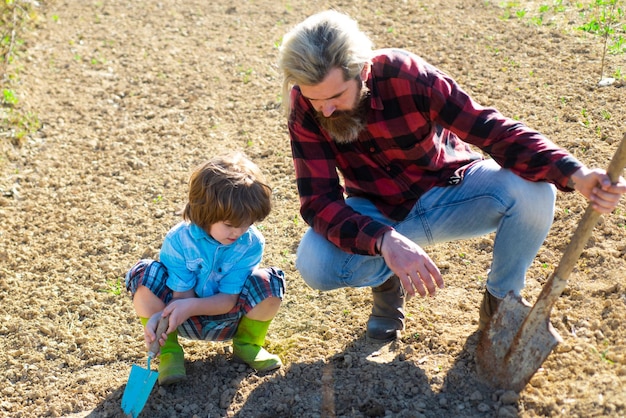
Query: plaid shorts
125 259 286 341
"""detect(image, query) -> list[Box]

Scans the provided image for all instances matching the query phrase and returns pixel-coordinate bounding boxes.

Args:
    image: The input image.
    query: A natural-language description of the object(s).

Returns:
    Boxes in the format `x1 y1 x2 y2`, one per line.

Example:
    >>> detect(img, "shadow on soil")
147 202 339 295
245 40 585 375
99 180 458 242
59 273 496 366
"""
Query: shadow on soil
85 332 506 418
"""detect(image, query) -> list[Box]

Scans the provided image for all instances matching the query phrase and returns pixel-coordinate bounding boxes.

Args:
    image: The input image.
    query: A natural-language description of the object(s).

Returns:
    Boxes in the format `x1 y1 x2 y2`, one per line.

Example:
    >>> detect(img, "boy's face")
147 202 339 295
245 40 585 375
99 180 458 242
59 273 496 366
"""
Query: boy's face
209 221 250 245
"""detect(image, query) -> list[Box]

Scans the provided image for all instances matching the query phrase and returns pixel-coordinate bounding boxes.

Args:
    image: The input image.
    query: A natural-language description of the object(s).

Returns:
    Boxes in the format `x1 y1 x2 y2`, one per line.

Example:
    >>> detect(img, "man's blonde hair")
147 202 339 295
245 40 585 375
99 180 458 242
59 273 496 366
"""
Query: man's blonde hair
278 10 373 116
183 152 272 231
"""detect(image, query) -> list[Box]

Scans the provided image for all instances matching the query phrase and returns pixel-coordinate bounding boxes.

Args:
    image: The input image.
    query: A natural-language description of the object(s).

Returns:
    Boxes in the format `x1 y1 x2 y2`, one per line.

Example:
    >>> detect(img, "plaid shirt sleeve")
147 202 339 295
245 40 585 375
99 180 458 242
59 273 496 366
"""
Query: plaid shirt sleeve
417 52 582 187
289 90 392 256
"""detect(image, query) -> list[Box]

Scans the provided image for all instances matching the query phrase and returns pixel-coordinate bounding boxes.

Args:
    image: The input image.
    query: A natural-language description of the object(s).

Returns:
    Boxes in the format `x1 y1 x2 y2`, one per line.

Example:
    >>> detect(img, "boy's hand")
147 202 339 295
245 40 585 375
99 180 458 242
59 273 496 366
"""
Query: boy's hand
162 298 195 332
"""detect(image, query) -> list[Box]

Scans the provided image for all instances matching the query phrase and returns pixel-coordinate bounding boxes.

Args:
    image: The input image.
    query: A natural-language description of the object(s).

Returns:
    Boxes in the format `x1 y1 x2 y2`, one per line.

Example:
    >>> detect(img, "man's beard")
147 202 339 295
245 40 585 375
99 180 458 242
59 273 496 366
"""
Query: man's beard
316 87 370 144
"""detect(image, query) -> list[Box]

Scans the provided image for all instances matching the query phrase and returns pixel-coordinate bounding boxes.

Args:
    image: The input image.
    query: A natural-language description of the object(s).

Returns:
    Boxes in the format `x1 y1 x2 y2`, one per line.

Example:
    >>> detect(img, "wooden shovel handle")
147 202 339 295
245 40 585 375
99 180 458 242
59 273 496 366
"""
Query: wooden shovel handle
148 316 169 358
554 132 626 281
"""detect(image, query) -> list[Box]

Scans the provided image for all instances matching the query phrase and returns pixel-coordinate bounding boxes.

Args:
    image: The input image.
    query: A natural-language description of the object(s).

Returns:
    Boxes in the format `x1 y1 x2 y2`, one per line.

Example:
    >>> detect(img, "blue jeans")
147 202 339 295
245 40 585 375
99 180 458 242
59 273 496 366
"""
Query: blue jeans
295 159 556 299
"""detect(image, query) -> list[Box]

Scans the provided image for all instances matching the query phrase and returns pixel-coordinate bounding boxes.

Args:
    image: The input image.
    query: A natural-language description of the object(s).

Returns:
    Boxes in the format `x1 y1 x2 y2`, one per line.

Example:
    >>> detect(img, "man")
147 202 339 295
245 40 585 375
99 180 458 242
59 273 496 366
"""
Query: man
277 10 626 341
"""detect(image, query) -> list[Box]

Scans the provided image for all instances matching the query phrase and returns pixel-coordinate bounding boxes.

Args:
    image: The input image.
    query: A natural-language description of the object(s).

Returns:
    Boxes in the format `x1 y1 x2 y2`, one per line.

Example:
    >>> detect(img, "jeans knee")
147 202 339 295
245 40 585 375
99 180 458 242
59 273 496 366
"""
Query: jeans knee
295 254 325 290
529 183 556 225
510 180 555 228
537 182 557 206
295 230 332 290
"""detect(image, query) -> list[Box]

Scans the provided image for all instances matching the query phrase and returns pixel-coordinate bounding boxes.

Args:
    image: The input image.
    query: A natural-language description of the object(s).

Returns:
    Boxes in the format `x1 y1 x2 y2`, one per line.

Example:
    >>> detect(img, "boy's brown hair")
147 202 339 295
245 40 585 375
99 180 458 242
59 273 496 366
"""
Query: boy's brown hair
183 152 272 231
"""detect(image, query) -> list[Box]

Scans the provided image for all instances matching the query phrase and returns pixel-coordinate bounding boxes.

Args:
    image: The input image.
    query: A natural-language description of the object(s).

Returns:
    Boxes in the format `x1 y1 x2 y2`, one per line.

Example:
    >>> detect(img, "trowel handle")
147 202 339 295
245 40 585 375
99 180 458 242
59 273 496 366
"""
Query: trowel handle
554 132 626 281
148 316 170 358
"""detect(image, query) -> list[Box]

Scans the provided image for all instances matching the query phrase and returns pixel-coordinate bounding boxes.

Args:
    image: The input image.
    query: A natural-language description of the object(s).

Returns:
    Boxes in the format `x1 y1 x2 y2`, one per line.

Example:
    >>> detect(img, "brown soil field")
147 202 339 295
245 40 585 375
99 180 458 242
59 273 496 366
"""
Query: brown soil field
1 1 625 417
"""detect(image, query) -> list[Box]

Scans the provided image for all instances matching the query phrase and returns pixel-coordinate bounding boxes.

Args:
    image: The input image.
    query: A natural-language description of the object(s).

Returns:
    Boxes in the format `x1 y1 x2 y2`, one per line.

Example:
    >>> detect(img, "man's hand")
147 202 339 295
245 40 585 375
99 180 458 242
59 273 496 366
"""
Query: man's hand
379 229 444 297
570 167 626 214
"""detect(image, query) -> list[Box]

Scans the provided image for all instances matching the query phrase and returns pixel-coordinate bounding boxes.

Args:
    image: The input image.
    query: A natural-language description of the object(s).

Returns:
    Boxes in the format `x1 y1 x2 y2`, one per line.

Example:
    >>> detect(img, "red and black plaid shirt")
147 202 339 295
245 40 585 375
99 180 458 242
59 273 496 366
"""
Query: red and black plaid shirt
288 49 581 256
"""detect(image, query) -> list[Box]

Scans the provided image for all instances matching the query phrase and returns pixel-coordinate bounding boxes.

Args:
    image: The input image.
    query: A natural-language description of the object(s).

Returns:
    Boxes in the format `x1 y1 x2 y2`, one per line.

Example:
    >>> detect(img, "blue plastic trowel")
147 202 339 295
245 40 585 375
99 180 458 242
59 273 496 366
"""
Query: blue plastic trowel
121 317 169 417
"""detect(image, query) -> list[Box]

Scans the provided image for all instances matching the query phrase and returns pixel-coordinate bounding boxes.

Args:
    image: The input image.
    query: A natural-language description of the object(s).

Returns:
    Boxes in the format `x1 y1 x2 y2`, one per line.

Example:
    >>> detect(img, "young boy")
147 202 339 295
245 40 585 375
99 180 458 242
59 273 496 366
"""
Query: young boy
125 152 286 385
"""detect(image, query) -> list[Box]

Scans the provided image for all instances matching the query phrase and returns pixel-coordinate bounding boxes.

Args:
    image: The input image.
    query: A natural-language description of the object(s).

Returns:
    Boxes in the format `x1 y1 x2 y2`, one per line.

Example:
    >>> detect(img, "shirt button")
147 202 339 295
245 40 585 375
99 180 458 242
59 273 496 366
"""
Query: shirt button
370 147 376 152
385 166 391 171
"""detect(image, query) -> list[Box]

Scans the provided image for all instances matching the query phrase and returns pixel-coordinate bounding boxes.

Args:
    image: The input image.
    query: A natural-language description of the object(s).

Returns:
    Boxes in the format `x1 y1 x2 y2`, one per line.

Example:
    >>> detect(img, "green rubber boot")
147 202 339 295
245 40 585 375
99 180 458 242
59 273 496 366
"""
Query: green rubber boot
232 316 282 372
140 317 186 385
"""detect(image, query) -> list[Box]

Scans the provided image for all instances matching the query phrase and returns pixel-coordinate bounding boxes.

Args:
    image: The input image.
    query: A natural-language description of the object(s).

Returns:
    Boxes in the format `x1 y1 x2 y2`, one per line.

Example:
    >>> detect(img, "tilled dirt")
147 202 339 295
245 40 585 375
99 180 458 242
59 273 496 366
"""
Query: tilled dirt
1 1 625 417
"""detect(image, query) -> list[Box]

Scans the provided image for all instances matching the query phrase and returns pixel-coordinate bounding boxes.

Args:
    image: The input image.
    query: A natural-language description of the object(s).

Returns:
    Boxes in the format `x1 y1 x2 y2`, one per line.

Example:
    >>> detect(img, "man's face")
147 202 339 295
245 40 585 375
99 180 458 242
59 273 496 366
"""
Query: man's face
300 67 369 144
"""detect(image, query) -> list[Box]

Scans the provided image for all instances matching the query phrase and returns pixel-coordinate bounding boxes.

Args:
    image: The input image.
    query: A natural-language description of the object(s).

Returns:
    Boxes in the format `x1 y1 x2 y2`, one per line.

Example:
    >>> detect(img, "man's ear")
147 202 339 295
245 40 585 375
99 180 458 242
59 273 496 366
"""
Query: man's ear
360 63 371 81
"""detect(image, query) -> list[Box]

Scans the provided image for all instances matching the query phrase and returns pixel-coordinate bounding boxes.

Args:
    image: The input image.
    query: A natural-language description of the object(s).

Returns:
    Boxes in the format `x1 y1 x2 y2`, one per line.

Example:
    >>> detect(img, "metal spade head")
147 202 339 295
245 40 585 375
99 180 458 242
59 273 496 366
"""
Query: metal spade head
475 291 561 392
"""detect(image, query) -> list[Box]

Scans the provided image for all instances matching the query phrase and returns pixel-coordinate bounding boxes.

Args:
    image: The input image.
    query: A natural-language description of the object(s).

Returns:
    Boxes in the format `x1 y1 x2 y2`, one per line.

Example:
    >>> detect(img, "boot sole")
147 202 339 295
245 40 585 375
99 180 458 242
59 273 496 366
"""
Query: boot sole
158 374 187 386
366 329 400 342
366 315 403 342
232 355 283 373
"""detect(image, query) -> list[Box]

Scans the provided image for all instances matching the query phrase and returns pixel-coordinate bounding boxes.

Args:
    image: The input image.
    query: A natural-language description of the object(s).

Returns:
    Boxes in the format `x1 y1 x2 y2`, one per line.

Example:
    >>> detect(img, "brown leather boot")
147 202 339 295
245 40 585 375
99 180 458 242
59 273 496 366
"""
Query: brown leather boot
478 289 501 331
366 275 405 341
